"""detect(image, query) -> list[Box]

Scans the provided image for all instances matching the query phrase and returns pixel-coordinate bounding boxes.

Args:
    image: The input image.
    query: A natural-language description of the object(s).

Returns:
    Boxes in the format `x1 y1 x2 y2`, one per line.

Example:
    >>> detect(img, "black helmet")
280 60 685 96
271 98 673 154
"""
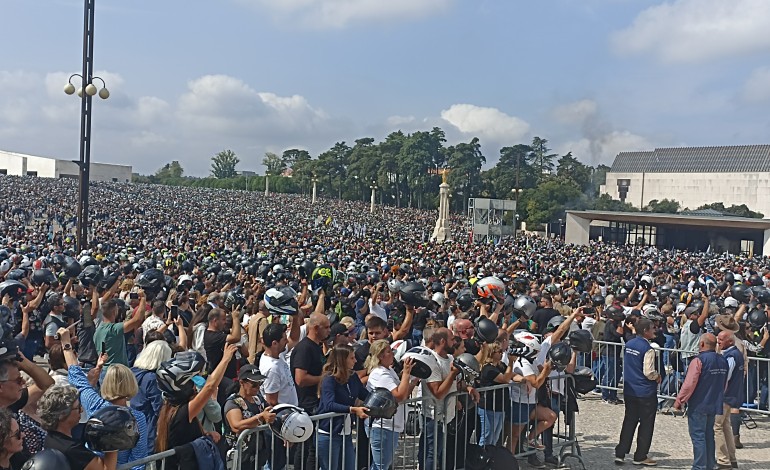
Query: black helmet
755 288 770 305
572 366 598 394
224 289 246 310
5 269 26 281
31 269 57 287
748 274 763 287
567 329 593 353
475 316 499 343
724 272 735 284
748 309 768 329
731 284 751 303
400 281 430 308
156 351 206 401
658 285 672 298
431 281 443 294
362 387 398 419
98 271 119 291
298 260 316 280
135 268 164 293
512 295 537 318
591 294 605 307
545 315 566 333
84 405 140 451
62 295 80 320
453 353 481 381
20 449 71 470
548 341 572 371
513 277 528 293
78 265 103 287
0 337 20 362
0 281 26 300
310 264 336 291
62 256 82 278
217 269 235 284
264 286 299 315
456 288 474 312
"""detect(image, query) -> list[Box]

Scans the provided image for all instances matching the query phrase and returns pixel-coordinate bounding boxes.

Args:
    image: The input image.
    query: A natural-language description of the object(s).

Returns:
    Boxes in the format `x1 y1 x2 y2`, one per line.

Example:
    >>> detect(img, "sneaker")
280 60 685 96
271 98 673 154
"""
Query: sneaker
615 456 625 465
528 454 546 468
734 435 743 449
528 438 545 450
632 458 657 466
544 455 560 467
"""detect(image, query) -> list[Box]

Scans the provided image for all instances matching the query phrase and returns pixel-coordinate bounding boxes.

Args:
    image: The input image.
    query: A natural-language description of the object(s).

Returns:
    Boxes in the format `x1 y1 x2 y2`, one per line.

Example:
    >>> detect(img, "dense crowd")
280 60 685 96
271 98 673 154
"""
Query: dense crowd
0 174 767 470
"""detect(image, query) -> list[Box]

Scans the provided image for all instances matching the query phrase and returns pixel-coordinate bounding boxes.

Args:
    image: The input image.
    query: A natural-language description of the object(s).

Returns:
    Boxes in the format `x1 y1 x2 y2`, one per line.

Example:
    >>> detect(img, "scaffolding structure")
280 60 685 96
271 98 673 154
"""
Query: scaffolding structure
468 198 517 243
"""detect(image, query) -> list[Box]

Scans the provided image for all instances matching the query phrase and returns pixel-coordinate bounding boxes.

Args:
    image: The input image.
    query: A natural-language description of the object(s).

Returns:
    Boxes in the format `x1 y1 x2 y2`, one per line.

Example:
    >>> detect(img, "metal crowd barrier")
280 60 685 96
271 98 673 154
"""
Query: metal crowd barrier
116 449 175 470
590 339 770 415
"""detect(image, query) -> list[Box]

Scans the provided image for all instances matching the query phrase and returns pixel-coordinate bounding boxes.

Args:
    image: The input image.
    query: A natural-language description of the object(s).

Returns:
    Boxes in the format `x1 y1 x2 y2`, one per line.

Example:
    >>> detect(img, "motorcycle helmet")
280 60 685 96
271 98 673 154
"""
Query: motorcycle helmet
310 264 336 291
731 284 751 303
264 286 299 315
513 331 541 352
474 276 506 303
475 316 499 343
0 281 26 300
548 341 572 371
20 449 71 470
723 296 740 309
156 351 206 401
390 339 409 363
724 272 735 284
64 257 83 279
298 260 316 280
591 294 606 307
135 268 164 294
456 289 474 312
512 295 537 318
748 309 768 329
431 292 445 308
98 271 119 291
5 269 26 282
387 278 403 293
79 256 98 268
84 405 140 451
77 265 103 288
453 353 481 381
401 346 438 379
31 269 56 287
639 274 653 290
62 295 81 320
566 329 593 353
400 281 430 308
572 366 598 394
748 274 763 287
545 315 566 334
270 404 313 443
362 388 398 419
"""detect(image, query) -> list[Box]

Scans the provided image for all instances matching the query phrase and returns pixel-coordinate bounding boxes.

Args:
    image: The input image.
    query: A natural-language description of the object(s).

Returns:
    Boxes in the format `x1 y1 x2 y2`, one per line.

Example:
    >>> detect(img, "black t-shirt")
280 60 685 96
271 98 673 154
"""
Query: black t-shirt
45 430 98 470
479 363 507 411
166 403 204 470
354 341 371 372
203 329 237 378
532 308 559 335
290 337 324 411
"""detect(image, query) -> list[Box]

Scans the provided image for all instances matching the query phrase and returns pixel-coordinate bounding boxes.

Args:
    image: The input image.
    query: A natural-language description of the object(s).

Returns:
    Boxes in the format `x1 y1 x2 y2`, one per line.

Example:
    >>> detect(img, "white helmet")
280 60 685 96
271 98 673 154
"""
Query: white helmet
390 339 408 363
401 346 438 379
431 292 445 307
734 274 743 283
724 296 739 308
270 404 313 443
177 274 193 287
513 331 541 352
387 278 403 293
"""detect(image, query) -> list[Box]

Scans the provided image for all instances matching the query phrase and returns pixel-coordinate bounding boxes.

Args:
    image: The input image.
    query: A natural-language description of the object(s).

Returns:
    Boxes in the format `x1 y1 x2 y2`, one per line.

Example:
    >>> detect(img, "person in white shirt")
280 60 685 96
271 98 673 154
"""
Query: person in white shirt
259 323 298 407
141 301 170 343
363 340 418 470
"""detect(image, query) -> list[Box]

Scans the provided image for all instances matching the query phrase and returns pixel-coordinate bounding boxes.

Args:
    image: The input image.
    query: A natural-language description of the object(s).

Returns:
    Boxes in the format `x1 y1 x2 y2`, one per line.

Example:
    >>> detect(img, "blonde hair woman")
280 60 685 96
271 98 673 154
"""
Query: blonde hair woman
131 339 173 454
364 339 417 470
58 327 148 469
477 342 523 447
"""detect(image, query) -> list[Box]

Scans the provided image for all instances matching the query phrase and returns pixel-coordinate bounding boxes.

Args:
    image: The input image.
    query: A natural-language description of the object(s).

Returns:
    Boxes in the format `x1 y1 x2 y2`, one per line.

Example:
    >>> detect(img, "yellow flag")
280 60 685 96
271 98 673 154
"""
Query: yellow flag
325 216 332 225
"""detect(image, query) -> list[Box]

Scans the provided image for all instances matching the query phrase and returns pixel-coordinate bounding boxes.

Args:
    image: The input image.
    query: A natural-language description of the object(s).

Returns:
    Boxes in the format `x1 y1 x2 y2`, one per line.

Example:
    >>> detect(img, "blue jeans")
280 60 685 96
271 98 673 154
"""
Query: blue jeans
662 333 677 367
477 408 504 447
317 433 355 470
418 417 442 470
367 426 399 470
601 354 620 401
687 411 716 470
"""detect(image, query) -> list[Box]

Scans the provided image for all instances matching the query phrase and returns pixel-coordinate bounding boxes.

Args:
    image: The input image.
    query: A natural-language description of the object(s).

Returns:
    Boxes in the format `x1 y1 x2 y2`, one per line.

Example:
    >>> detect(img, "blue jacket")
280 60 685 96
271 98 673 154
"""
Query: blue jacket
317 373 369 435
689 351 728 415
722 346 745 408
130 367 163 453
190 436 225 470
623 336 658 398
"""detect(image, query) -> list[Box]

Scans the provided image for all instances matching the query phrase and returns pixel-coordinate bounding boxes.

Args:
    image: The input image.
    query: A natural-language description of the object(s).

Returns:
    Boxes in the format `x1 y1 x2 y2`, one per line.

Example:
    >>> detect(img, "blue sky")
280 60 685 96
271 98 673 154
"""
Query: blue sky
2 0 770 176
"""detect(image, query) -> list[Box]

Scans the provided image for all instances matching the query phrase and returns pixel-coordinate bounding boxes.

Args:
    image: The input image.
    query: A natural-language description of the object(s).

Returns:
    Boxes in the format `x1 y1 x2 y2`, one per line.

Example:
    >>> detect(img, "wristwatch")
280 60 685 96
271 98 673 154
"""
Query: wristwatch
63 343 73 351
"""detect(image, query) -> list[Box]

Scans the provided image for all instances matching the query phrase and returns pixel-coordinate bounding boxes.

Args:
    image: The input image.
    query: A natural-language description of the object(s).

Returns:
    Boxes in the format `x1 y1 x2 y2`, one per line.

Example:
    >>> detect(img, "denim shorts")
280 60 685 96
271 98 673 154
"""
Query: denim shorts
509 402 535 425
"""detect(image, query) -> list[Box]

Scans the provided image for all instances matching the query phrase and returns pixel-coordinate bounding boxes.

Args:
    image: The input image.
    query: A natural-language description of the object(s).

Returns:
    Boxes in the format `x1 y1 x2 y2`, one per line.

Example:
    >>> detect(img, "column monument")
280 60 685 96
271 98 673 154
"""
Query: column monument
431 169 453 243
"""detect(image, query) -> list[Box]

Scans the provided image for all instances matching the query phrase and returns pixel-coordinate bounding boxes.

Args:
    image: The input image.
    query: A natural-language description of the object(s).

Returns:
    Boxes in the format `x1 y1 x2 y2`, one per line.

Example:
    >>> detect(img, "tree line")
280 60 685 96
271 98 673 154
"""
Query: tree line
131 128 763 227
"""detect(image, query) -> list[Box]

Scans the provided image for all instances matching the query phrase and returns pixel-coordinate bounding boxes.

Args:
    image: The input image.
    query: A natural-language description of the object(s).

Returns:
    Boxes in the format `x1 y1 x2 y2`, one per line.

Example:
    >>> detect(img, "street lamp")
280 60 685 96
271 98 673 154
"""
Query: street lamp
311 175 318 204
63 0 109 253
369 181 377 214
558 218 563 239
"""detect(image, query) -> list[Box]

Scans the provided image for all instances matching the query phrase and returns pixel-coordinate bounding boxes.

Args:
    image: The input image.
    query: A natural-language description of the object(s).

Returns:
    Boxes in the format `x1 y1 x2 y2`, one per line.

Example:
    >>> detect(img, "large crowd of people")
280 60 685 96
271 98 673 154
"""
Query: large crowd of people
0 174 768 470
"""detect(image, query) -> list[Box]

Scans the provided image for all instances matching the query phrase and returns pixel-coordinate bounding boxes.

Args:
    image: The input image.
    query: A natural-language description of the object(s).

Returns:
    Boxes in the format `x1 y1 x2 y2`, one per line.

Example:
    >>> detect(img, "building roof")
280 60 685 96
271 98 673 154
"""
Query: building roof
566 210 770 230
609 145 770 173
680 208 728 217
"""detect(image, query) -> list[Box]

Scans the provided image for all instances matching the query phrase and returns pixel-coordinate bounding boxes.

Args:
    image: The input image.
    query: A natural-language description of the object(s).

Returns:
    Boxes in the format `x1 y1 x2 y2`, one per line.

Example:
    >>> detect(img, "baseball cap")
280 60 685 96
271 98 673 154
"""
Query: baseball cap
262 323 287 347
238 364 266 383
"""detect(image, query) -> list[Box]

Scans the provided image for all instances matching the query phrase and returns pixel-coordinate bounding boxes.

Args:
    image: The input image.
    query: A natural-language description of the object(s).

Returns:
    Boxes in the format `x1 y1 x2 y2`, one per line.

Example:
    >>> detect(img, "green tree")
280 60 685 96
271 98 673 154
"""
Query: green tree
446 137 485 212
592 193 638 212
155 161 184 181
262 152 286 175
211 149 240 179
556 152 592 192
524 177 583 225
529 137 557 180
378 131 407 207
317 142 351 199
697 202 764 218
645 198 680 213
281 149 311 172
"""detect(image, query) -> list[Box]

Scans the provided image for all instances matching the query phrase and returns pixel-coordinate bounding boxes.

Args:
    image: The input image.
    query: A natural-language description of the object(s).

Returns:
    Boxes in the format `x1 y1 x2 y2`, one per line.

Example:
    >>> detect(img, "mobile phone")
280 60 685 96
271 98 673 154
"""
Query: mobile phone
583 307 595 315
170 305 179 320
101 342 106 356
129 292 139 300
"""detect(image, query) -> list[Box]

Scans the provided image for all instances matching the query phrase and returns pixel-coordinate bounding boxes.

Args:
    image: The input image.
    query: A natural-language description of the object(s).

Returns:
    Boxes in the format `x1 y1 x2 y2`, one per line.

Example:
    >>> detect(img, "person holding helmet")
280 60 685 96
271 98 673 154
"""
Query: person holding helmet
317 345 370 470
614 318 661 467
93 290 146 368
155 346 237 470
363 339 418 470
476 342 524 447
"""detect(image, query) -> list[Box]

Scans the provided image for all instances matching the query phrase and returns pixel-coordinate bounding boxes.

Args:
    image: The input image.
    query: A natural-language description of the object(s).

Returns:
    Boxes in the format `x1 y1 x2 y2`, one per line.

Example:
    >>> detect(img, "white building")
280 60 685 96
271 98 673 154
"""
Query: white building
601 145 770 216
0 150 132 183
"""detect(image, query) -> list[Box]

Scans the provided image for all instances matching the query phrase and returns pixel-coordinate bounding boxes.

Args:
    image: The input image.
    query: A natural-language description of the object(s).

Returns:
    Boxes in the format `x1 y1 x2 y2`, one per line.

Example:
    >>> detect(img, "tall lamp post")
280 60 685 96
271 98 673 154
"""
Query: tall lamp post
369 181 377 213
511 187 522 238
63 0 110 253
311 175 318 204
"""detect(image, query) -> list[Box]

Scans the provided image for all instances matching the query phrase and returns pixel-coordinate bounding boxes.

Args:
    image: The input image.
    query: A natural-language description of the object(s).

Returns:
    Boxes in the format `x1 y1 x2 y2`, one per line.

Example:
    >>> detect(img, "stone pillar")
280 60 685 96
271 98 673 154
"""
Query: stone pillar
370 186 376 213
264 174 269 196
311 179 317 204
431 182 453 243
762 228 770 256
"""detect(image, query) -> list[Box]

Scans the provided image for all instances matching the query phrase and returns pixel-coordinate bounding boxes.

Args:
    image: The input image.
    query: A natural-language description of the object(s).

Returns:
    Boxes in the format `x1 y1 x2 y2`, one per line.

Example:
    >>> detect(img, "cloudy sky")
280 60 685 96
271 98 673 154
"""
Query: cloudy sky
2 0 770 176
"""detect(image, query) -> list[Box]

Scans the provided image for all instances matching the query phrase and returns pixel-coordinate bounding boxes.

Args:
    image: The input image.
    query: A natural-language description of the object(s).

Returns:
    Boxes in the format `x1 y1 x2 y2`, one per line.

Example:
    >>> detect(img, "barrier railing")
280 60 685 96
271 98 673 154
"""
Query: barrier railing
116 449 175 470
590 339 770 415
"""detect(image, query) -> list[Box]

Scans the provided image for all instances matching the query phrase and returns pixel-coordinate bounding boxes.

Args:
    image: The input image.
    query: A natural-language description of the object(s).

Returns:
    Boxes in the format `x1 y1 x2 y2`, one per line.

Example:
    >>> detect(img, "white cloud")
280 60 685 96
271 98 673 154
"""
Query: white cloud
558 131 654 166
385 115 417 127
240 0 452 28
741 66 770 103
611 0 770 63
440 104 530 142
552 99 598 125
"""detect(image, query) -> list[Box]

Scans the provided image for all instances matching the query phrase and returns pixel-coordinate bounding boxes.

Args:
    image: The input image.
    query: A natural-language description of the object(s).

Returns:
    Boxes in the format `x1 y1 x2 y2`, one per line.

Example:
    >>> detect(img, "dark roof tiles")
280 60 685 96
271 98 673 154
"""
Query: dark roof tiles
609 145 770 173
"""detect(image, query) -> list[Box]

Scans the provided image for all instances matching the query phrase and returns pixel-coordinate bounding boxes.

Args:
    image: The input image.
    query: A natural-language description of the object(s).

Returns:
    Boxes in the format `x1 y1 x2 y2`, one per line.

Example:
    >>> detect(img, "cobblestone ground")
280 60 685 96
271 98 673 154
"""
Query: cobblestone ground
538 394 770 470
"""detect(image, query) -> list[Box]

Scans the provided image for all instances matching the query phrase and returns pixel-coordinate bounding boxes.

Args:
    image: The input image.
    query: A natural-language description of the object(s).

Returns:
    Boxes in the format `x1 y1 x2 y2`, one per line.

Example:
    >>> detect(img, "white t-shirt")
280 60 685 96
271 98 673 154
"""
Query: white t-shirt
369 299 387 322
366 366 405 432
535 335 566 396
581 317 596 331
192 323 207 360
421 351 456 423
141 316 165 342
509 357 537 404
259 353 299 406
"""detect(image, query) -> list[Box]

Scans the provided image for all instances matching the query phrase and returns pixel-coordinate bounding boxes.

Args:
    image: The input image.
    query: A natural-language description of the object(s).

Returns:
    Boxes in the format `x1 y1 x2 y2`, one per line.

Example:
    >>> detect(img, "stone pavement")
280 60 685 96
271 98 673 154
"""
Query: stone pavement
529 394 770 470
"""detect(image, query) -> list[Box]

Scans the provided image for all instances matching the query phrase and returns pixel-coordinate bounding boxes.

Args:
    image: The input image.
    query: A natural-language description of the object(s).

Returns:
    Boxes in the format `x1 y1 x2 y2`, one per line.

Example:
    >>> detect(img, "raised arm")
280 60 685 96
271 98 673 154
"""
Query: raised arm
122 289 146 332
